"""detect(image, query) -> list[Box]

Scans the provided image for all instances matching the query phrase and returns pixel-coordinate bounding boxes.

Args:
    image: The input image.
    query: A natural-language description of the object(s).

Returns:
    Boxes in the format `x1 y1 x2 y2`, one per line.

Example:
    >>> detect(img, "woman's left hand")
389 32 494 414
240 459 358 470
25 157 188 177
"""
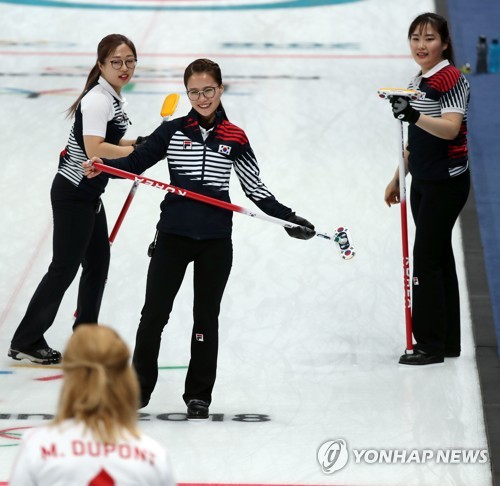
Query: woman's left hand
284 212 316 240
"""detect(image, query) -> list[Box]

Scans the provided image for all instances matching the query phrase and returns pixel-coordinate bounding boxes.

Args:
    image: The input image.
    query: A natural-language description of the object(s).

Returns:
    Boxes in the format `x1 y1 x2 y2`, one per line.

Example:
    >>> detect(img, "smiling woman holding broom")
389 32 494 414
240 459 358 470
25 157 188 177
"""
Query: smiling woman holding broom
83 58 315 420
383 13 470 366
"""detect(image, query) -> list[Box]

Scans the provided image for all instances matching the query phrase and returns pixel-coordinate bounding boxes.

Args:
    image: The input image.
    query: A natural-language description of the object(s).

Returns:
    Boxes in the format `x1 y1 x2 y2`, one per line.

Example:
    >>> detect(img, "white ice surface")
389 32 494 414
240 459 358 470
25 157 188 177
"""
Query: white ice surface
0 0 492 484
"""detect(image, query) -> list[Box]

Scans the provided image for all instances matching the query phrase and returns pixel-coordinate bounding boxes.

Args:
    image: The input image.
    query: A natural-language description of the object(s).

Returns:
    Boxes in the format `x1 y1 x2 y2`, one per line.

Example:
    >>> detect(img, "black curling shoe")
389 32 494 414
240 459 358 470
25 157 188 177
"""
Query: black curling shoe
186 399 209 421
399 349 444 366
8 346 61 365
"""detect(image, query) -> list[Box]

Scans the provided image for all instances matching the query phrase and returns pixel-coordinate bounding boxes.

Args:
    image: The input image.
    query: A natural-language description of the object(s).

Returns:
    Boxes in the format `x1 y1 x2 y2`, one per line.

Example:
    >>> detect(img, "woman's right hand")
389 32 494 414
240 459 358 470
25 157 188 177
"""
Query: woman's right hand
384 178 400 207
82 157 103 178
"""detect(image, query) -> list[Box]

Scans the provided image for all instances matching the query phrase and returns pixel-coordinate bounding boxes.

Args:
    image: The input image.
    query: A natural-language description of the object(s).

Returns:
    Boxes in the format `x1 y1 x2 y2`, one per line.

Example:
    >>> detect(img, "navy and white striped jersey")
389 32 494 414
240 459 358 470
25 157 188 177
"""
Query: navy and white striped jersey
407 60 470 180
58 78 130 195
103 108 292 239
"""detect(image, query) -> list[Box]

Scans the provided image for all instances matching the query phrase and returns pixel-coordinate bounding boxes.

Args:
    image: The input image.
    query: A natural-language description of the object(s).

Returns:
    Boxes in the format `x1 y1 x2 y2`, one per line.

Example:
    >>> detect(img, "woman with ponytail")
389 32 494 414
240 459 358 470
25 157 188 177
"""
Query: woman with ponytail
9 325 176 485
9 35 141 365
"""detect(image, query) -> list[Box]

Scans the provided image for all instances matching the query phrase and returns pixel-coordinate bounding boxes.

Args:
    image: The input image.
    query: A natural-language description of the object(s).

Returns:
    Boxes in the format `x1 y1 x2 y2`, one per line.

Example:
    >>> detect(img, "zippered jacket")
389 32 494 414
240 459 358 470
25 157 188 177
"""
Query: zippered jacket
103 108 292 239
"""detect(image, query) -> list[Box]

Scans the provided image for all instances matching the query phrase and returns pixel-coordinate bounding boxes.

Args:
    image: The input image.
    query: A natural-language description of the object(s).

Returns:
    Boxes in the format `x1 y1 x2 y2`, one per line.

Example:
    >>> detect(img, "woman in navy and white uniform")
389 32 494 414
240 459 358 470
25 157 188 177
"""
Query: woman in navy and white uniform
384 13 470 365
9 34 140 365
84 58 315 420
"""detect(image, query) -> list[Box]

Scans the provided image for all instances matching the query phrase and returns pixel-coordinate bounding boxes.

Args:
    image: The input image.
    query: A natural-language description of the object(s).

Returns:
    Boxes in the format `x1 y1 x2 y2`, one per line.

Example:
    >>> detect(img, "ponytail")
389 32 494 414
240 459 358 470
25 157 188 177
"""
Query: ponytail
66 64 101 119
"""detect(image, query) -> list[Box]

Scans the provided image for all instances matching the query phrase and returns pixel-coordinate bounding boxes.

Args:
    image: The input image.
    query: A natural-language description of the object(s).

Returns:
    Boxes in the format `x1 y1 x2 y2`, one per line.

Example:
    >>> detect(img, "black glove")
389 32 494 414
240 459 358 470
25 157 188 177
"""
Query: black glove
389 96 420 124
133 135 149 148
284 212 316 240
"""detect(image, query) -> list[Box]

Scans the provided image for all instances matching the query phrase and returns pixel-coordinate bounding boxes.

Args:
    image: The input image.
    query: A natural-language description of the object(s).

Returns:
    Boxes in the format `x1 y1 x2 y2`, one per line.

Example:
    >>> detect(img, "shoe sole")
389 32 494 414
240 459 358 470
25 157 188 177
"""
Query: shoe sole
187 416 209 422
398 360 445 366
8 350 60 365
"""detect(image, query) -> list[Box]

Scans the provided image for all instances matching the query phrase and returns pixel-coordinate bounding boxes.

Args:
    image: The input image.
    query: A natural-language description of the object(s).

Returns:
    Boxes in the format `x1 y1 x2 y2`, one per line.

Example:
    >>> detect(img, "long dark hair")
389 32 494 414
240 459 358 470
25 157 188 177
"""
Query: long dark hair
408 13 455 65
66 34 137 118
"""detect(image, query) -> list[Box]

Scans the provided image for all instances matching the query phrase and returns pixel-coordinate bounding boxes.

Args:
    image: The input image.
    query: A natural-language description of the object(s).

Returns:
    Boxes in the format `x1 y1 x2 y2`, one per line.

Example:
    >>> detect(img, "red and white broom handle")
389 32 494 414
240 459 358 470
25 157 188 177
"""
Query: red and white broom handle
108 182 140 245
93 162 352 252
74 94 180 317
377 88 421 351
95 162 303 227
108 93 180 246
398 120 413 352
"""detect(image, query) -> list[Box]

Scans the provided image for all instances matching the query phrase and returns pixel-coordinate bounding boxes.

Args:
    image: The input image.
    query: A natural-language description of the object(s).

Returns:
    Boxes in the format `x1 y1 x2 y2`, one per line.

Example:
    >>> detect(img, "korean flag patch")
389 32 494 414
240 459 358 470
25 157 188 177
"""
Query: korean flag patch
218 144 231 155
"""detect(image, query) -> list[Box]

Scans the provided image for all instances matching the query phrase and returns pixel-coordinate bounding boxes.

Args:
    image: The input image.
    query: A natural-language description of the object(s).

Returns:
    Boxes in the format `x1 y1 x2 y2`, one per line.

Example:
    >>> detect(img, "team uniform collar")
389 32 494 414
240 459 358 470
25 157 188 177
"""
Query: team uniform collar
187 106 226 127
98 77 127 104
417 59 450 79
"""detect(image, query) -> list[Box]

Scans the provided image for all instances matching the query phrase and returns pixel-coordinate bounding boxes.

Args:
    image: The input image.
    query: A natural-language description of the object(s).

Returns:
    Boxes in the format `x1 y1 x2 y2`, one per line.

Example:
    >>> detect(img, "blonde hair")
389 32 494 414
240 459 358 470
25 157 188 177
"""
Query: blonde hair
53 324 140 443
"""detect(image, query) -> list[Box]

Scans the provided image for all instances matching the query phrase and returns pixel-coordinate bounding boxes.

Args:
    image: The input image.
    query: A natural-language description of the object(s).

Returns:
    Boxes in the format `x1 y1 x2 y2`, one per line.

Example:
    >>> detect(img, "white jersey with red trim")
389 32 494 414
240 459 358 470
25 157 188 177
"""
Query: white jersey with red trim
8 420 176 486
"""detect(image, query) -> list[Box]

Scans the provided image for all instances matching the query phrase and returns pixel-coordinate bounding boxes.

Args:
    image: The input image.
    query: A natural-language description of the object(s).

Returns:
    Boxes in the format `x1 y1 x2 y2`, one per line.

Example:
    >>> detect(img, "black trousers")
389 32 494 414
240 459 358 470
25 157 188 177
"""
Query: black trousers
132 232 233 406
410 171 470 355
11 174 110 351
